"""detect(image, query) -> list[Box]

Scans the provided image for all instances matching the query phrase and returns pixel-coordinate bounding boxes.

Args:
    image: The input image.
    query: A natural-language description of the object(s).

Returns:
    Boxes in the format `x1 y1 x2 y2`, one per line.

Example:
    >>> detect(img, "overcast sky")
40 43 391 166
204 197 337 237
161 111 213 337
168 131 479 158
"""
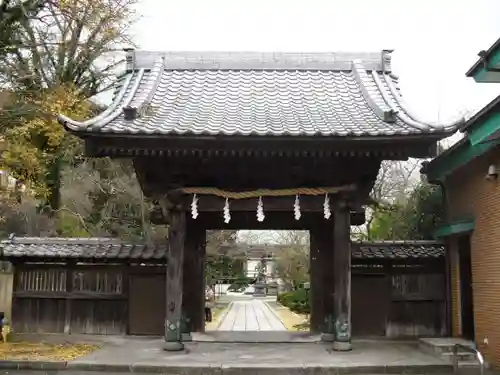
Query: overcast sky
127 0 500 130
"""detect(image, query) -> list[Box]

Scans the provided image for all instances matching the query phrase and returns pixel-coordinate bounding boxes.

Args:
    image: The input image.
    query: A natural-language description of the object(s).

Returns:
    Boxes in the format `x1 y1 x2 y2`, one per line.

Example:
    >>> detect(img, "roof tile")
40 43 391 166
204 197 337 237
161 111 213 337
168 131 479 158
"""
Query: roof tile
59 51 463 138
1 237 444 261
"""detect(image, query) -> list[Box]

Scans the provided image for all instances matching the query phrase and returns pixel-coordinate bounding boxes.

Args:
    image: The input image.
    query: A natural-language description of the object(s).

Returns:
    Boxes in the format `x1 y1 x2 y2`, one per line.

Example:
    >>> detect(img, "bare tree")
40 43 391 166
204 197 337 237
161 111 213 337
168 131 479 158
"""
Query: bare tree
59 158 168 242
272 231 309 291
352 159 420 240
1 0 137 96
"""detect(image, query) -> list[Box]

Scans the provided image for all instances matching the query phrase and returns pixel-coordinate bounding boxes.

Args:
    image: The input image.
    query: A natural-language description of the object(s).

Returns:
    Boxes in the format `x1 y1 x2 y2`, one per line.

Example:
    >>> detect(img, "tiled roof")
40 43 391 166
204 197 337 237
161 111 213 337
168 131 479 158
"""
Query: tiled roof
1 237 444 261
351 240 445 259
0 237 167 261
59 50 464 138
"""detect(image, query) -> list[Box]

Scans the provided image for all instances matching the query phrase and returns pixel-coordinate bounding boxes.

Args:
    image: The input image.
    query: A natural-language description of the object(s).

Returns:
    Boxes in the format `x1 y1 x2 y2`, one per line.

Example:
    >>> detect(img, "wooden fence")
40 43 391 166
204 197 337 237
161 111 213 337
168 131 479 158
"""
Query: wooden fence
10 260 445 337
351 263 446 337
12 264 130 335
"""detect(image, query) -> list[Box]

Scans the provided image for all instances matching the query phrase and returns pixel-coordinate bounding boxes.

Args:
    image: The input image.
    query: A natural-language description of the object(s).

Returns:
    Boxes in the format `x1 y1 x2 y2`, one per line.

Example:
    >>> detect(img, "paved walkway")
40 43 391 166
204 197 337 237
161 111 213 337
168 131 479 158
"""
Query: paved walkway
217 299 286 331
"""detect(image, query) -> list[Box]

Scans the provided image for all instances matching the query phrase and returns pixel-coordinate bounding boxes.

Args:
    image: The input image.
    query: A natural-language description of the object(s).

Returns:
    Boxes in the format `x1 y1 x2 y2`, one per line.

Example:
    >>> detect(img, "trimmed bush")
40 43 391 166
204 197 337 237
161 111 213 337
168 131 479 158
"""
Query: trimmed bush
277 289 310 314
227 277 251 292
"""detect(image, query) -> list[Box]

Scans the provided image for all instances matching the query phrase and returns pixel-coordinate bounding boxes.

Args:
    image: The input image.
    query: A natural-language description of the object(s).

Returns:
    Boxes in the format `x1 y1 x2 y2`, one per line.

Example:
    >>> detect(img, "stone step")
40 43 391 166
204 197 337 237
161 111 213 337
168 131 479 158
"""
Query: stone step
441 351 478 363
418 338 475 357
458 360 482 368
1 360 453 375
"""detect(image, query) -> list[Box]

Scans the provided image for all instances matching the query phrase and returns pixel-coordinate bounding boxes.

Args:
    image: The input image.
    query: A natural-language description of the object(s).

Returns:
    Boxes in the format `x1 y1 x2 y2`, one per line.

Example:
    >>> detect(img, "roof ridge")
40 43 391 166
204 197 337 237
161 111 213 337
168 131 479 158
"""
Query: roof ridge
128 49 391 72
58 69 146 131
123 56 165 121
58 73 134 131
381 73 465 131
351 60 396 123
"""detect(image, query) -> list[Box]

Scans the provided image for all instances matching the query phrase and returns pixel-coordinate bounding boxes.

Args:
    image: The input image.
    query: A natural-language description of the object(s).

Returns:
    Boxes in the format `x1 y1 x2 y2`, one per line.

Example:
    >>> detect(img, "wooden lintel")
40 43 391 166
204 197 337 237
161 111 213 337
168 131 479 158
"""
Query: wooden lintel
152 206 366 227
181 211 334 230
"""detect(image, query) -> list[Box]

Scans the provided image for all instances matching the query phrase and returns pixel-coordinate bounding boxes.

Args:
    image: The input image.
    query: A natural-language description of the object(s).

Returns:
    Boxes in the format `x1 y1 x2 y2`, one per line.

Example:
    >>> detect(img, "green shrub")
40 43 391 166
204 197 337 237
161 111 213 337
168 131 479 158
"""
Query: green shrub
227 277 251 292
277 289 310 314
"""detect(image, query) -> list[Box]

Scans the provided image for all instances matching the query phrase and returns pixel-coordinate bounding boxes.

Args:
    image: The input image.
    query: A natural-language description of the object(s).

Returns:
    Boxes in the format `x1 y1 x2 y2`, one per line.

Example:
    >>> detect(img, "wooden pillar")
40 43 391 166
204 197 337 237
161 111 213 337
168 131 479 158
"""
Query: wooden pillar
310 225 335 335
182 222 206 334
164 208 186 351
309 228 323 333
332 202 352 351
196 230 207 332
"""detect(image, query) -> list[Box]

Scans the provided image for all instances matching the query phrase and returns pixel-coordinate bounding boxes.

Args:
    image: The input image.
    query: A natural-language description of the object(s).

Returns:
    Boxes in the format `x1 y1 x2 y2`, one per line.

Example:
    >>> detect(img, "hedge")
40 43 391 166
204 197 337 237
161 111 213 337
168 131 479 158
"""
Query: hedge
277 289 310 314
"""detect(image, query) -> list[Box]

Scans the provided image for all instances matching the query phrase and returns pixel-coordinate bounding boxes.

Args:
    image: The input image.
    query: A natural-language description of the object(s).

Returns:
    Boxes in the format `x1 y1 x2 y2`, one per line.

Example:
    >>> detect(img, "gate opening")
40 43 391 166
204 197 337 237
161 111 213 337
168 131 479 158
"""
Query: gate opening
204 230 311 333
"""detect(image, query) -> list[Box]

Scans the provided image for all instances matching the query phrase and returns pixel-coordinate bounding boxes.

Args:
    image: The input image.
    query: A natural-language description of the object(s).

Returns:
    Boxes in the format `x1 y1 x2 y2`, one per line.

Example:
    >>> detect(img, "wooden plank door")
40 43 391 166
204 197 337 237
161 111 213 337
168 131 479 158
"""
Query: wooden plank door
128 274 166 335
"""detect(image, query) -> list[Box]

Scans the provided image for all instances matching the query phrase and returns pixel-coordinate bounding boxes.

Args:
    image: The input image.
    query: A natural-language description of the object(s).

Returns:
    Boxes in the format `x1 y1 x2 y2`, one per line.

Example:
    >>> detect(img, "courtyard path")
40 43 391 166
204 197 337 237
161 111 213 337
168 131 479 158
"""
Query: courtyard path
217 299 286 331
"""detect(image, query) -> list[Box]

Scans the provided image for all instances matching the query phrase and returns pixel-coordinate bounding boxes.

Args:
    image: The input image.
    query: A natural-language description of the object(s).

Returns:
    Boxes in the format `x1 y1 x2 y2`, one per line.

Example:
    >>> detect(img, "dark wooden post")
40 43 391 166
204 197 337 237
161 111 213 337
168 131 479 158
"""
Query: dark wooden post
310 223 335 336
197 229 207 332
309 227 323 333
182 222 206 335
333 201 352 351
164 207 186 351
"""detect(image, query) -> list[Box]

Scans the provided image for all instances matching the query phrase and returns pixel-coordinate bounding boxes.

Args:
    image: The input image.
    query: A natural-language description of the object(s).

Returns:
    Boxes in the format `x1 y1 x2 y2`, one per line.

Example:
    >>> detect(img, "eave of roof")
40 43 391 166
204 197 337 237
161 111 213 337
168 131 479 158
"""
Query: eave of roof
463 97 500 146
434 218 475 238
466 37 500 82
424 95 500 181
423 136 499 182
459 93 500 134
58 50 464 141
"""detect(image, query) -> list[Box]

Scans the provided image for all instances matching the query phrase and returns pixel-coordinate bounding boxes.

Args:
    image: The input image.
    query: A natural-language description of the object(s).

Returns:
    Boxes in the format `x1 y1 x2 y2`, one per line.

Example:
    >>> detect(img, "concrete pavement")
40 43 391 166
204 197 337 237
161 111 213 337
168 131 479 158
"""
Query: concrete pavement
217 299 286 331
0 339 453 374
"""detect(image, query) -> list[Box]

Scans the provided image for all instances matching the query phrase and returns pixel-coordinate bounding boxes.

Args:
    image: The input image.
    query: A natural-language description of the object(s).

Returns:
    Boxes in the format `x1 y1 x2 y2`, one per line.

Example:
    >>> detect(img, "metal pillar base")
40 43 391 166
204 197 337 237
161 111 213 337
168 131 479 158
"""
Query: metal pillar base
164 341 185 351
332 340 352 351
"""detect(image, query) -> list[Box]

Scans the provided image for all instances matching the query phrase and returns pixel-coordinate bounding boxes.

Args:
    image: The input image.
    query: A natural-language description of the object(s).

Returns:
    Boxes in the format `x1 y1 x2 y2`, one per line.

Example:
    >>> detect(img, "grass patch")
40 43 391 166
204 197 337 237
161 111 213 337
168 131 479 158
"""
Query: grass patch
0 341 100 361
267 301 309 331
205 301 230 330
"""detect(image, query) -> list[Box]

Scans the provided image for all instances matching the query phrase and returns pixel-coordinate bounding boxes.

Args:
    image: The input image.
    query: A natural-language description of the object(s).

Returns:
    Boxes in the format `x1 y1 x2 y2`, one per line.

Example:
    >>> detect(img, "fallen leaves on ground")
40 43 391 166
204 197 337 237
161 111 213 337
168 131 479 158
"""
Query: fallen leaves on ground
0 341 100 361
267 302 309 331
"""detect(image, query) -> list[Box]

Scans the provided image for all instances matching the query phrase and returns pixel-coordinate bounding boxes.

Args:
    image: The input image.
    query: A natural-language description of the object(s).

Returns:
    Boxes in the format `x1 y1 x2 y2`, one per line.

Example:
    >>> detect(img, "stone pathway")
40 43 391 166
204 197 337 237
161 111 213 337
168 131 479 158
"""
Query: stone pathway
217 299 286 331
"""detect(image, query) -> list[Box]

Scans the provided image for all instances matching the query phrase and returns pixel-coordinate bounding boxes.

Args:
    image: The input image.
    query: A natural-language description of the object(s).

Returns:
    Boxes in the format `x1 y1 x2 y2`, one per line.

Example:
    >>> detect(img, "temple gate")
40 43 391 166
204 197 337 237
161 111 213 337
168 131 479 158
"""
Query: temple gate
59 50 462 351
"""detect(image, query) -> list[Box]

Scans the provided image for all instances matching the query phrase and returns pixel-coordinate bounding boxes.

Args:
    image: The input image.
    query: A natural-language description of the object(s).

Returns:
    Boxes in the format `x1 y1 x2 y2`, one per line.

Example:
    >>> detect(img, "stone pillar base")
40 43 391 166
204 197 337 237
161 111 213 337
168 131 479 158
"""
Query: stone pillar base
332 341 352 351
164 341 185 351
320 333 334 342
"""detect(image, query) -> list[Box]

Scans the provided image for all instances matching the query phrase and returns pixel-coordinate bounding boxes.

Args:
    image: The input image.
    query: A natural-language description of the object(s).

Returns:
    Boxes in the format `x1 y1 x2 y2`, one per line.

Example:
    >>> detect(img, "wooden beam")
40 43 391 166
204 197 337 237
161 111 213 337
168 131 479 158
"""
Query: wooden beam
191 211 329 230
87 136 438 159
134 154 381 194
152 209 365 229
164 209 186 351
332 203 352 351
